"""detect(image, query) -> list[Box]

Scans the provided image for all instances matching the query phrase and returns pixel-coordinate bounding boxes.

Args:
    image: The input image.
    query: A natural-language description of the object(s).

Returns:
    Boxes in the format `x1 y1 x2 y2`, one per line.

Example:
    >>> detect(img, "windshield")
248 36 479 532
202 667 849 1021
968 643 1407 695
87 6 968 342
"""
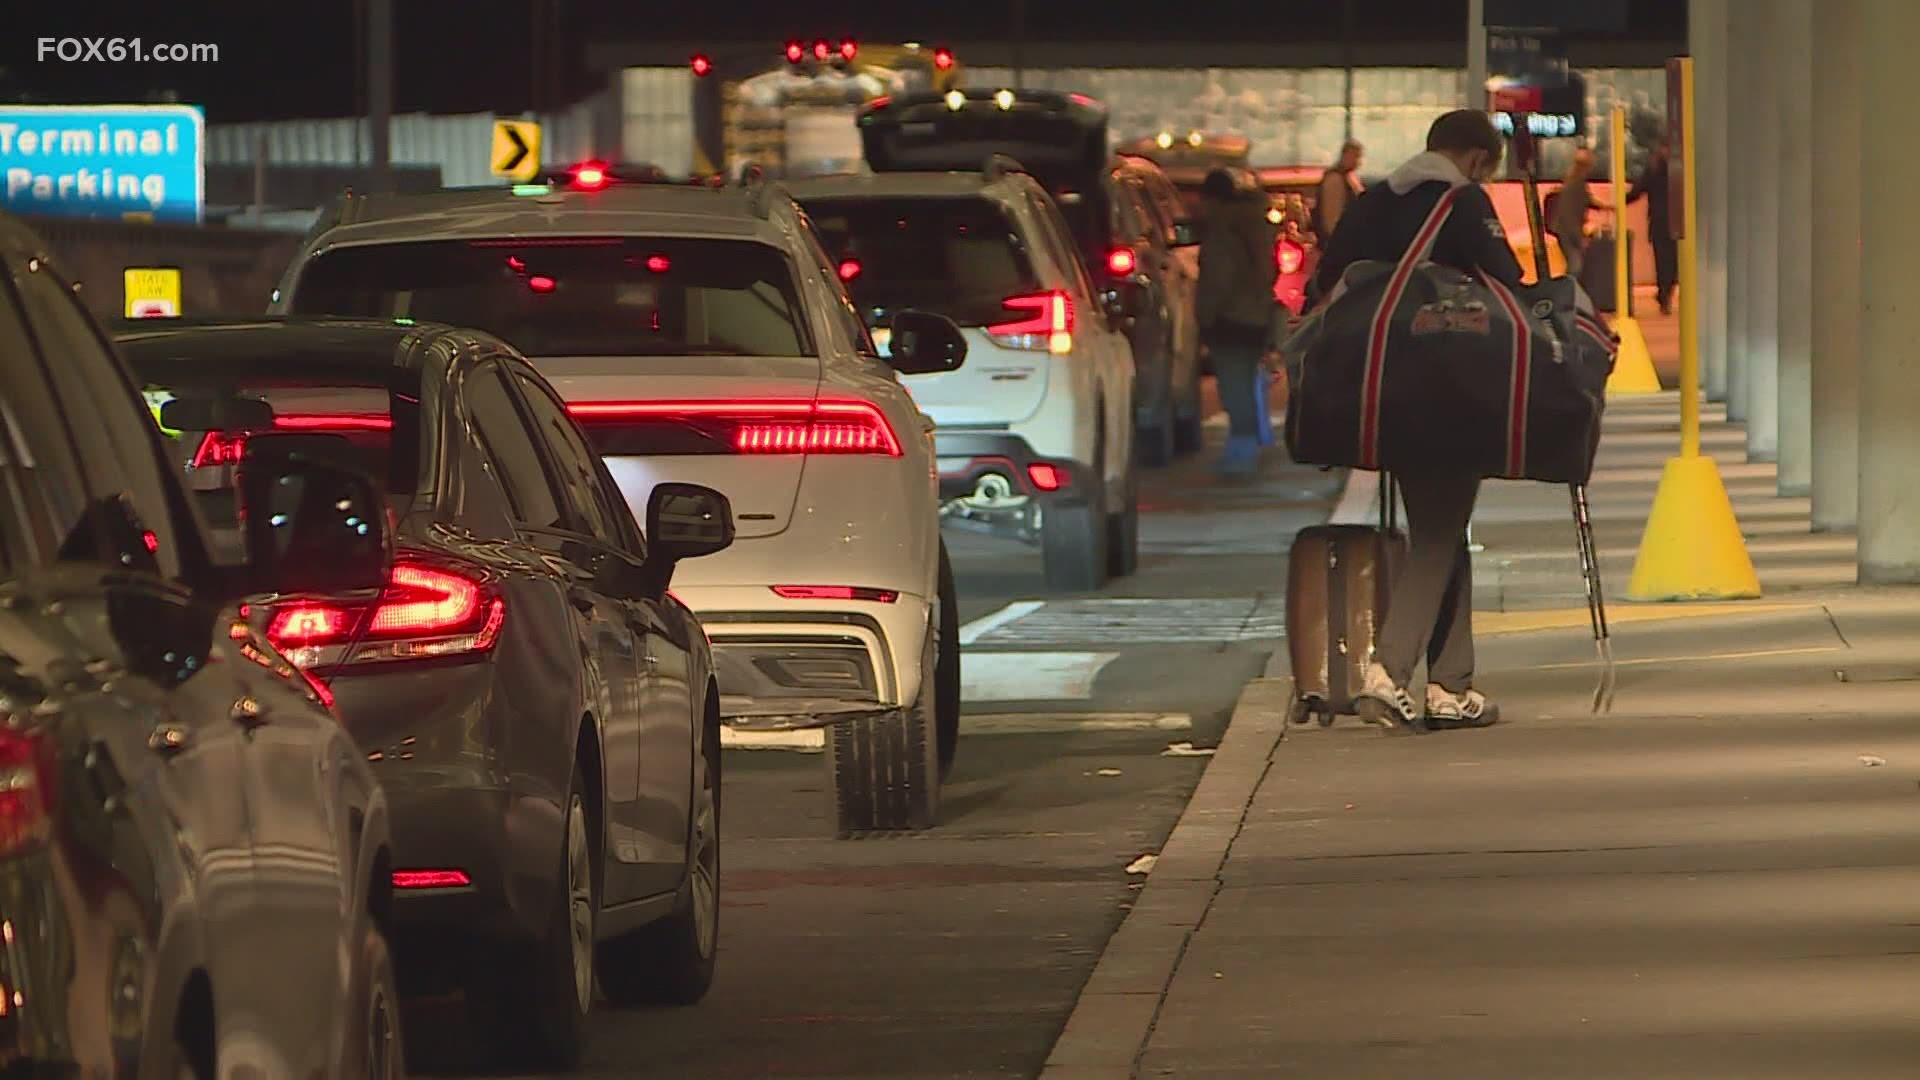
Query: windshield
799 196 1042 326
129 350 426 553
290 237 815 358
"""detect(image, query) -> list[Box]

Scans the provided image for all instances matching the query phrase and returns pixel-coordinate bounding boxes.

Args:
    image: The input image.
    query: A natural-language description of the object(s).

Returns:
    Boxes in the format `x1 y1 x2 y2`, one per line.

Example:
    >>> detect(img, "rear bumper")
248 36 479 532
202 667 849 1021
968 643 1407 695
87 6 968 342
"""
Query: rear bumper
674 587 930 731
934 431 1100 544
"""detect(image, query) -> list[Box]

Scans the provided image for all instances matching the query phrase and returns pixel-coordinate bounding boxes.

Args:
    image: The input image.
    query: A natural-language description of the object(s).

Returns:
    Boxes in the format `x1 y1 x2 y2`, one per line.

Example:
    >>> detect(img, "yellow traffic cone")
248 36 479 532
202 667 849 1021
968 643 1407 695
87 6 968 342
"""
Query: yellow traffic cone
1626 454 1761 601
1605 314 1662 395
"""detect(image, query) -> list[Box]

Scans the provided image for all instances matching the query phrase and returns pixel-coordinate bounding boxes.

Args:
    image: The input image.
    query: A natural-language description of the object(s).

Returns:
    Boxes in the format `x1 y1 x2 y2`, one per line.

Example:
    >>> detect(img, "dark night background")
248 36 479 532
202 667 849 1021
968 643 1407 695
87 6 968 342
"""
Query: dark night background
2 0 1688 123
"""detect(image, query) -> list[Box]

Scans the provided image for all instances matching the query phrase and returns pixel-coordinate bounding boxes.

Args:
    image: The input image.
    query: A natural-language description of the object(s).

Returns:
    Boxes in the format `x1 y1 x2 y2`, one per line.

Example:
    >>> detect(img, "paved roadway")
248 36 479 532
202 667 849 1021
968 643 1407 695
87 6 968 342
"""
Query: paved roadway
405 438 1340 1079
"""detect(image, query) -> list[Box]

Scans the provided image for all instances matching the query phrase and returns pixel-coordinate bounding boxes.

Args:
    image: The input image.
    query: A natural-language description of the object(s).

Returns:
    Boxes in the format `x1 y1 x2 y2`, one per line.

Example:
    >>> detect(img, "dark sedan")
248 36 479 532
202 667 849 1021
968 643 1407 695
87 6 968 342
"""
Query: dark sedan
0 216 402 1076
116 318 735 1070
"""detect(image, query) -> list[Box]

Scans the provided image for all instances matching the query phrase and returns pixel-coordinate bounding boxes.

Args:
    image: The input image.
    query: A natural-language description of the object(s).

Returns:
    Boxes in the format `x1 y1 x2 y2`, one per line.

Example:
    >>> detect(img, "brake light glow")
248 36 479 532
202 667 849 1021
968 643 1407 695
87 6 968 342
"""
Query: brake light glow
392 870 471 889
988 290 1074 355
265 556 506 670
1107 247 1137 275
838 258 862 281
933 47 954 70
1027 463 1066 491
568 399 903 457
646 254 671 273
571 162 609 190
190 414 392 468
192 430 248 467
1276 239 1305 275
528 275 557 293
691 54 712 76
0 729 53 857
839 40 858 61
771 585 899 603
786 40 805 63
813 40 831 61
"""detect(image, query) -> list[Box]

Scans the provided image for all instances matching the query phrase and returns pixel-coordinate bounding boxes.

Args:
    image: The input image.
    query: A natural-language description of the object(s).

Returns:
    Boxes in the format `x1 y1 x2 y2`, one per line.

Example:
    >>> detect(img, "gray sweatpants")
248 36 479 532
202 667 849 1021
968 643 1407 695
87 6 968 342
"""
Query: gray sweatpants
1376 469 1482 693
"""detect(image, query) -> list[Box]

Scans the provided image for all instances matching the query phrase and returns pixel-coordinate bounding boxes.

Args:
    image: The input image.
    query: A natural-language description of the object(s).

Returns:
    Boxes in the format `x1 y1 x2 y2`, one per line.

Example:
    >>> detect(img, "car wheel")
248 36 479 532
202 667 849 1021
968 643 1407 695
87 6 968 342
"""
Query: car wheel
1105 463 1140 579
598 707 721 1007
825 625 941 836
1041 436 1110 593
934 543 961 781
347 927 406 1080
462 764 594 1070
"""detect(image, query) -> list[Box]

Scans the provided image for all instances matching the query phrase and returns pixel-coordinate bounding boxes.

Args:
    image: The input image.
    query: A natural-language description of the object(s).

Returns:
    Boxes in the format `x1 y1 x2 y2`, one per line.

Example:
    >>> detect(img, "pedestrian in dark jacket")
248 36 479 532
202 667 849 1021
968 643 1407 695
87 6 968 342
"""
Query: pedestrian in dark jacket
1310 108 1522 734
1627 139 1677 313
1196 168 1279 476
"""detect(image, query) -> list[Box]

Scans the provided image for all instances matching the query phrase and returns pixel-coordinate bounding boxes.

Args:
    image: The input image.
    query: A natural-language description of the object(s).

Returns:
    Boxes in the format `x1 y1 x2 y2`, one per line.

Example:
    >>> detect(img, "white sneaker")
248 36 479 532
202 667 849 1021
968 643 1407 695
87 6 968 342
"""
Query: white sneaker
1425 684 1499 728
1355 663 1422 735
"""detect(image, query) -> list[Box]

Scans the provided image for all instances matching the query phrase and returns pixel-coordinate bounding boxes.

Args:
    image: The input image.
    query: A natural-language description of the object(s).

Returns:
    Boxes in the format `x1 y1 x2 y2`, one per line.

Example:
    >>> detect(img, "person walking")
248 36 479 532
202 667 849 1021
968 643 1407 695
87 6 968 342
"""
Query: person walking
1627 137 1678 314
1307 109 1524 733
1313 140 1365 239
1547 147 1601 278
1196 167 1280 476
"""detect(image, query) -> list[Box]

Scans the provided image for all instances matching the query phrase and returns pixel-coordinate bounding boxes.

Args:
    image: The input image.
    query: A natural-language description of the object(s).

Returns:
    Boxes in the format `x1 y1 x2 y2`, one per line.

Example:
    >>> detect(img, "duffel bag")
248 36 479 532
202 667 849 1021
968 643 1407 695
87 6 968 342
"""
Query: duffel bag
1283 186 1618 485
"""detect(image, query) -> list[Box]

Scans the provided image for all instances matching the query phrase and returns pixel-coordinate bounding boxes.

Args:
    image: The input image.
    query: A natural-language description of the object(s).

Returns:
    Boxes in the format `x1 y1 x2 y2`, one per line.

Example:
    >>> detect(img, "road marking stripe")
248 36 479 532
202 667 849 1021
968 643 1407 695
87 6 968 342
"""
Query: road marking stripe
1525 645 1840 672
1475 601 1819 635
958 600 1045 645
962 651 1118 702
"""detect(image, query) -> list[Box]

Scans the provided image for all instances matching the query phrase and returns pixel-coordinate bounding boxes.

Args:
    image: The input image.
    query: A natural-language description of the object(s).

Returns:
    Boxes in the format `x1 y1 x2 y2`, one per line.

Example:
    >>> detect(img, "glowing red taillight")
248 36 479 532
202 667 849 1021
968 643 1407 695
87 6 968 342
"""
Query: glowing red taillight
1107 247 1137 275
771 585 899 603
0 728 54 858
393 869 470 889
568 400 903 457
1276 239 1305 275
987 290 1074 355
265 557 505 670
838 258 862 281
192 430 248 467
191 414 392 469
1027 463 1066 491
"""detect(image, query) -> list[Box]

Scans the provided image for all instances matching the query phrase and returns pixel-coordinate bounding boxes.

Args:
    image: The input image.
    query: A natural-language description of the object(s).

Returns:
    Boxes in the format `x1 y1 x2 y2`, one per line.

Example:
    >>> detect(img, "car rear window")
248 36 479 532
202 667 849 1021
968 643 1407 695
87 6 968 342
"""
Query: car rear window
799 196 1043 327
128 349 426 543
289 237 813 359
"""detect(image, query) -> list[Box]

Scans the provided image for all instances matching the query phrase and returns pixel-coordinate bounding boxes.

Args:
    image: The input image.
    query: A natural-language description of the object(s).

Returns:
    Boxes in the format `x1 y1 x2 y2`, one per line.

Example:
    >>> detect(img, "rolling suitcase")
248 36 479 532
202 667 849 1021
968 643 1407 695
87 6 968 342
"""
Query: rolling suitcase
1285 474 1405 726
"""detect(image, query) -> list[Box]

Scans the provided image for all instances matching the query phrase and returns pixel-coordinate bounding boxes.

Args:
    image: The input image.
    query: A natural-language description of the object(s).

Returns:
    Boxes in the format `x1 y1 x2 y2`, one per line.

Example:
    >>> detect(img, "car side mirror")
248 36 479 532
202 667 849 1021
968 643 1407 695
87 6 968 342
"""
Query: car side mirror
234 433 393 599
884 309 968 375
648 483 734 565
1172 220 1198 247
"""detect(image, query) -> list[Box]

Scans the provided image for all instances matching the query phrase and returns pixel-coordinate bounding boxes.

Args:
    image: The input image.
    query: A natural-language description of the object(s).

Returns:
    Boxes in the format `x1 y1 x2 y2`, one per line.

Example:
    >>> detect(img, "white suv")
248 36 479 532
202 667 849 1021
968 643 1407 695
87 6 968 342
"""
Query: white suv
790 163 1139 591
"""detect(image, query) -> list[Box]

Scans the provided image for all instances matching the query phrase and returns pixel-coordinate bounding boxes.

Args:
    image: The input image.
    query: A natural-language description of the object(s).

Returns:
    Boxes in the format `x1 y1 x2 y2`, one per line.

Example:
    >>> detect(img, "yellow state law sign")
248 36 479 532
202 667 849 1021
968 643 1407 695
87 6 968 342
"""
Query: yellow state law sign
491 119 542 182
124 267 181 318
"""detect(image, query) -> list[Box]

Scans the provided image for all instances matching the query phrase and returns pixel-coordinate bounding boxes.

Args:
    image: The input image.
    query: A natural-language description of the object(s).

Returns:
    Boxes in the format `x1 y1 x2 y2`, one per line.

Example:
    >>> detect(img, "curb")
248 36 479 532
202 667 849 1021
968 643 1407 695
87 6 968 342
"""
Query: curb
1037 653 1291 1080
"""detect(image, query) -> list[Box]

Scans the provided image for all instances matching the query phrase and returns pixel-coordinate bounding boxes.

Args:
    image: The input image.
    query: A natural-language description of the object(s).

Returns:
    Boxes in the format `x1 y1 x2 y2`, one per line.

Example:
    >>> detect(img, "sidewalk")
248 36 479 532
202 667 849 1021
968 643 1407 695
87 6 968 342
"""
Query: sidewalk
1042 388 1920 1077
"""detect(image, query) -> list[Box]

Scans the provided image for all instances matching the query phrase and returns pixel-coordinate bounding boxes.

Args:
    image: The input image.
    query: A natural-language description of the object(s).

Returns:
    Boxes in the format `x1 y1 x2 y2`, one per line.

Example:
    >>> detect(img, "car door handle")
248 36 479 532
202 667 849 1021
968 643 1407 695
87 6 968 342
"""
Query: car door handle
148 722 191 755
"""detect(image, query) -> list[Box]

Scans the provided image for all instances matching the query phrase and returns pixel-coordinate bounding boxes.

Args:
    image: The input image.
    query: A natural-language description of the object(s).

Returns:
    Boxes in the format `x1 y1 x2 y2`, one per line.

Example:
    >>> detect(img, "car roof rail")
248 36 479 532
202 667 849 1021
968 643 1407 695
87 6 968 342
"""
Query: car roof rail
984 154 1028 180
735 163 783 220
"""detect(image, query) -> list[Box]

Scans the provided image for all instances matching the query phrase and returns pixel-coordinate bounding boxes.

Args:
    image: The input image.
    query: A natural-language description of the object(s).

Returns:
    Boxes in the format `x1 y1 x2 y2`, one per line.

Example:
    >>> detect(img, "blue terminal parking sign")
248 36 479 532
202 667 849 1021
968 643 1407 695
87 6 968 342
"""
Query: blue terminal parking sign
0 105 204 223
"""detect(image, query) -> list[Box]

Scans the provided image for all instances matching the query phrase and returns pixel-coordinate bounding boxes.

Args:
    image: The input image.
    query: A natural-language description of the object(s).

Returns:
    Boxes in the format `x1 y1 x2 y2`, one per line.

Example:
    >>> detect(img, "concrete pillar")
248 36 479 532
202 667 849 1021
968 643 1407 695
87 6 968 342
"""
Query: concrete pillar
1860 0 1920 582
1740 0 1781 459
1721 1 1752 422
1810 0 1862 531
1773 1 1813 495
1690 0 1731 402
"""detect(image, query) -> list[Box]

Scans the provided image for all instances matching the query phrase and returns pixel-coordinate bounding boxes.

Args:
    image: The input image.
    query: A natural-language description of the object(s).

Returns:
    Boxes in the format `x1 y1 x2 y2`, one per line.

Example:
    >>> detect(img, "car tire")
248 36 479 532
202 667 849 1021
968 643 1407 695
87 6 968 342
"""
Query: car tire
1041 440 1110 593
346 926 406 1080
599 707 721 1007
1105 464 1140 579
934 543 962 781
462 763 595 1070
826 625 941 836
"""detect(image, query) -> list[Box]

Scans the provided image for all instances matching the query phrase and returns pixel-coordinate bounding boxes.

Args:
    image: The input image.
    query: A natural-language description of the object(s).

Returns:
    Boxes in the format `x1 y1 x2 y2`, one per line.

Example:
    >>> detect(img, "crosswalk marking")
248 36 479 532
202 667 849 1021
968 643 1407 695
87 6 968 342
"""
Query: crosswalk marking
962 651 1118 702
960 597 1287 647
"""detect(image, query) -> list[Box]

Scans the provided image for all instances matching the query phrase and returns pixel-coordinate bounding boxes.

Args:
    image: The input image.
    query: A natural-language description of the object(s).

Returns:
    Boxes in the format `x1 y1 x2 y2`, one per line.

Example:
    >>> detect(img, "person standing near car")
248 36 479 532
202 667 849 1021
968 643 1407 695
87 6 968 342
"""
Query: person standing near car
1314 140 1365 239
1308 109 1524 733
1627 137 1678 314
1196 167 1280 476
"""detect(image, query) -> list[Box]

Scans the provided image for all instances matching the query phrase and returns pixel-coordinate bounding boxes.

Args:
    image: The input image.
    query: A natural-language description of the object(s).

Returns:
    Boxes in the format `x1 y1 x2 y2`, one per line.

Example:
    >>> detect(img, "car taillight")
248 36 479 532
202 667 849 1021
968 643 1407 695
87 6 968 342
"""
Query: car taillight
1276 239 1305 275
265 556 506 671
568 400 902 457
192 430 248 468
838 258 862 281
988 290 1073 355
0 728 54 858
190 414 393 470
393 869 470 889
771 585 899 603
1107 247 1137 275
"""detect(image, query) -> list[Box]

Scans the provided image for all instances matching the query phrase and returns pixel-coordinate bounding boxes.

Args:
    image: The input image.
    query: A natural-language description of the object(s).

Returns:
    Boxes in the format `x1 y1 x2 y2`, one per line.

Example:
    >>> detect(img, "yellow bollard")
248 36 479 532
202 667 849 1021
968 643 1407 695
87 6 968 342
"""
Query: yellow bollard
1604 105 1662 395
1627 58 1761 601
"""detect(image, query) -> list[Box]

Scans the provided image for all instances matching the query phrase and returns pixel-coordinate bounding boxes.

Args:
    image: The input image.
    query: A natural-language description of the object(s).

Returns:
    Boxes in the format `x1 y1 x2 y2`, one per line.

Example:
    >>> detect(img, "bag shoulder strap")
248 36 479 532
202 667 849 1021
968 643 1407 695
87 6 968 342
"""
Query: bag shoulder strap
1395 186 1464 278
